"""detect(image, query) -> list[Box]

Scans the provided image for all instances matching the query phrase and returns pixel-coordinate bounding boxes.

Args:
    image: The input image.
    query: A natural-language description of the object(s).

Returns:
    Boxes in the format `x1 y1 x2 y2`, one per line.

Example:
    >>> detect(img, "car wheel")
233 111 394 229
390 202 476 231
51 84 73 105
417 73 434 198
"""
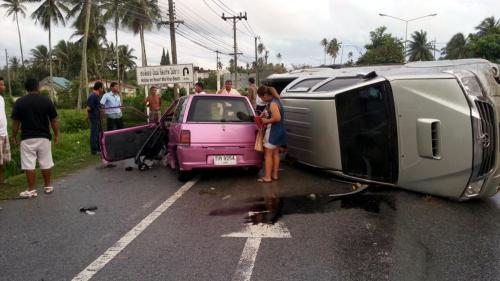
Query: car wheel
175 158 190 182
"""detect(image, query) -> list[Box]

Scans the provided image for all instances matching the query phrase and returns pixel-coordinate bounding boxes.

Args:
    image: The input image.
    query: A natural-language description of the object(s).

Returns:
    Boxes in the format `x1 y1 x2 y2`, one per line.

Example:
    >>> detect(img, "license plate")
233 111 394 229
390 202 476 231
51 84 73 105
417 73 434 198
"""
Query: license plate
214 155 237 166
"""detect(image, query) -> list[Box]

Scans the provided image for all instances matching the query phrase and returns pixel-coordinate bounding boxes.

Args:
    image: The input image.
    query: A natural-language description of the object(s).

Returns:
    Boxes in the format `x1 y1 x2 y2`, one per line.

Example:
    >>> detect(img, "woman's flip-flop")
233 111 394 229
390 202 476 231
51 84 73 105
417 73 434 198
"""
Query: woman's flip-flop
257 178 272 183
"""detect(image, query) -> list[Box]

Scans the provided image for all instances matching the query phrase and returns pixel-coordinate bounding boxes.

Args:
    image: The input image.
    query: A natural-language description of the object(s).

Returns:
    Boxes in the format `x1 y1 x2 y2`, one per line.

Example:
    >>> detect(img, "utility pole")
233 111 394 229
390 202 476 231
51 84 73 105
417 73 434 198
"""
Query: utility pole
5 49 12 97
433 37 437 60
216 50 221 90
222 12 247 89
254 37 259 85
159 0 184 99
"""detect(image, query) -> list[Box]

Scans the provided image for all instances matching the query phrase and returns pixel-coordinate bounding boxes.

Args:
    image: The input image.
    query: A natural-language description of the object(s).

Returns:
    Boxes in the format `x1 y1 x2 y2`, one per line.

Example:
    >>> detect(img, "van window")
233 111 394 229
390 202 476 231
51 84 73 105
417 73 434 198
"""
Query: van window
314 78 364 92
187 96 253 123
288 78 327 91
335 81 398 183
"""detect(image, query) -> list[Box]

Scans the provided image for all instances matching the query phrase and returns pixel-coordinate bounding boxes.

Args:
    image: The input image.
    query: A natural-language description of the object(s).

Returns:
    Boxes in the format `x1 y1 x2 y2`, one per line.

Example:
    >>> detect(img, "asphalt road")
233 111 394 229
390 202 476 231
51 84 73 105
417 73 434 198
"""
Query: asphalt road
0 160 499 281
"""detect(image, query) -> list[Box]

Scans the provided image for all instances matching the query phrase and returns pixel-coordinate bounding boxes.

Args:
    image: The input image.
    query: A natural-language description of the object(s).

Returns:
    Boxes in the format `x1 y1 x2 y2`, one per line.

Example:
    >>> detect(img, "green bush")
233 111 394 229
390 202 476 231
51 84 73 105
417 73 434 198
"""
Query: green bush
59 110 89 133
123 94 146 111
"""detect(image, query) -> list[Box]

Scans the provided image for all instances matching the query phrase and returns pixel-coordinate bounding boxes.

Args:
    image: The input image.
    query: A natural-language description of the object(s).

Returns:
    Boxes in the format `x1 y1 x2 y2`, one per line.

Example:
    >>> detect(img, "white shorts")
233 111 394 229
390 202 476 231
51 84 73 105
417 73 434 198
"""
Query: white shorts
21 138 54 170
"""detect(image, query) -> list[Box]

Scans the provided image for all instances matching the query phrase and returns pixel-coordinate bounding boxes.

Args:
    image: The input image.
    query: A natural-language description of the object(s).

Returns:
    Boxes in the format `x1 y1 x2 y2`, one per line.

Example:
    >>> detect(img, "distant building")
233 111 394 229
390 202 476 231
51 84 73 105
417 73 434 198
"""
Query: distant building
40 76 71 93
88 79 137 96
194 67 210 81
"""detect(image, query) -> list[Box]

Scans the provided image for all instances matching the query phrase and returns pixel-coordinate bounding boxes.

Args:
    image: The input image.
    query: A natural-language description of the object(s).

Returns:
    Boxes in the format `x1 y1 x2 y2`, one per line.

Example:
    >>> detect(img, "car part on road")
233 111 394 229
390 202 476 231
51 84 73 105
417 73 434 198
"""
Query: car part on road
80 206 98 213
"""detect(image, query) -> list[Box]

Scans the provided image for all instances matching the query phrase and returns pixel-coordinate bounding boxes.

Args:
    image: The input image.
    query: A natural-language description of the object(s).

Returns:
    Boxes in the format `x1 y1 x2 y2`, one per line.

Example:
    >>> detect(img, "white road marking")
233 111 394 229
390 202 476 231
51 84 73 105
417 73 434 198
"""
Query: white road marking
223 219 291 281
232 238 262 281
72 177 200 281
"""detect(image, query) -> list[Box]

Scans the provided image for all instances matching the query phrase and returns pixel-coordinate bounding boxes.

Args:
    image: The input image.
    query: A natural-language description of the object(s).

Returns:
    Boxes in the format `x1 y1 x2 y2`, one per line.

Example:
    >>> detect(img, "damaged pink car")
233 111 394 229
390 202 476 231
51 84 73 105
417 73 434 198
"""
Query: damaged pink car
100 94 262 180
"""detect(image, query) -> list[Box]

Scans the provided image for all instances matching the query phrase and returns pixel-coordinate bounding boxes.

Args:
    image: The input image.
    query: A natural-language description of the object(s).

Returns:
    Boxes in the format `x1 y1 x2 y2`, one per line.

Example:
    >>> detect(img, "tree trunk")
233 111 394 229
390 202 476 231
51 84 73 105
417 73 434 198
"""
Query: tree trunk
78 0 92 110
48 23 55 101
115 17 120 92
140 25 147 67
15 12 25 75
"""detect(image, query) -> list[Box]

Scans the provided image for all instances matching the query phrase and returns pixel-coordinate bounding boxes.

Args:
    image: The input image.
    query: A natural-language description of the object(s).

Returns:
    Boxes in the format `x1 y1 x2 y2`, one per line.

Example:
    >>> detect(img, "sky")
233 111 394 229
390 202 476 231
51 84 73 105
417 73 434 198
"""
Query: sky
0 0 498 71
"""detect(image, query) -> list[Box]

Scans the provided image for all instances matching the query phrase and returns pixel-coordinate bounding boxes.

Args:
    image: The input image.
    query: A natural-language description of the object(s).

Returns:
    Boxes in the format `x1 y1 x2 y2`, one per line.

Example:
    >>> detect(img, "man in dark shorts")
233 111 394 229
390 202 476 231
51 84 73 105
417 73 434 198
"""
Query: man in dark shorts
87 82 104 155
12 78 59 198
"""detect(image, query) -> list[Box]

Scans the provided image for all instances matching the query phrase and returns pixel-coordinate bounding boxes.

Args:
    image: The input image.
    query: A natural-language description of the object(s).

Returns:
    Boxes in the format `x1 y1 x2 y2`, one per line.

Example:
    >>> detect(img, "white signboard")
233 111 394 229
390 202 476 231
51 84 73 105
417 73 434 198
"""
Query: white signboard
136 64 194 85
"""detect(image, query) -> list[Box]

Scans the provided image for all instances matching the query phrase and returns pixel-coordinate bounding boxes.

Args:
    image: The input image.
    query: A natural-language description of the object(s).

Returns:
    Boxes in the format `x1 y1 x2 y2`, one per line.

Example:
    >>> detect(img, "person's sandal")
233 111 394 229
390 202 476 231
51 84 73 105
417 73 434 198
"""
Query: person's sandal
44 186 54 194
19 190 38 198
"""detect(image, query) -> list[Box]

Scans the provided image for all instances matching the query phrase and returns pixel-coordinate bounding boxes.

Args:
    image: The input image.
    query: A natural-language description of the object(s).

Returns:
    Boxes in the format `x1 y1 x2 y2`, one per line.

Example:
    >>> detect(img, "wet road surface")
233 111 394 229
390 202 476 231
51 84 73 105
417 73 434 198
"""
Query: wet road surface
0 160 499 281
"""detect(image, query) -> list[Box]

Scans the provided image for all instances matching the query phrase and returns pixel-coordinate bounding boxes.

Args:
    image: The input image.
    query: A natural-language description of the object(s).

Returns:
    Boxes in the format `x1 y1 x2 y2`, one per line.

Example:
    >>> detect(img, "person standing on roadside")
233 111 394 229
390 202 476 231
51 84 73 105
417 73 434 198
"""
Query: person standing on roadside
87 82 104 155
247 77 258 110
217 80 241 95
100 82 123 131
257 86 287 183
11 78 59 198
0 77 11 184
145 85 161 123
194 82 207 94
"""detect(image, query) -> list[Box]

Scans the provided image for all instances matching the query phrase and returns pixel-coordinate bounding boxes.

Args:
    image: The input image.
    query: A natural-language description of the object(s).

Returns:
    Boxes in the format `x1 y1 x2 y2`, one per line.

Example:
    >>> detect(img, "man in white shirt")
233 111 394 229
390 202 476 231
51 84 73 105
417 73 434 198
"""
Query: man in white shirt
0 77 11 185
100 82 123 131
217 80 240 95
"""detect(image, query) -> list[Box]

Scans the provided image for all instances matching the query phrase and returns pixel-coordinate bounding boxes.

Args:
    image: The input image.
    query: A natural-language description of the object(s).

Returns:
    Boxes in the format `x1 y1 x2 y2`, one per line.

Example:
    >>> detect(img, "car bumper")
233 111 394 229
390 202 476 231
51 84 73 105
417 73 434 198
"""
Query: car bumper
177 146 263 171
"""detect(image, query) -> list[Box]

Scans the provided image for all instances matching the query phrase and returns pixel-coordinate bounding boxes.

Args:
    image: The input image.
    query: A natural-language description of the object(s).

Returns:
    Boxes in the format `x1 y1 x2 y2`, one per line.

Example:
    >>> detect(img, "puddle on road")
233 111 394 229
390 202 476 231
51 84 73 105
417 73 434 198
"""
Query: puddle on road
209 186 396 224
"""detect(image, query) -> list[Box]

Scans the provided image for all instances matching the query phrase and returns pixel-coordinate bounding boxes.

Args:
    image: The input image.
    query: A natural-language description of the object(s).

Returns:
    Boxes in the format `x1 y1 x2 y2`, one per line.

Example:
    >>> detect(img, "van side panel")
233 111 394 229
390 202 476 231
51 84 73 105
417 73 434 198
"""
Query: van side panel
283 99 342 170
392 79 473 198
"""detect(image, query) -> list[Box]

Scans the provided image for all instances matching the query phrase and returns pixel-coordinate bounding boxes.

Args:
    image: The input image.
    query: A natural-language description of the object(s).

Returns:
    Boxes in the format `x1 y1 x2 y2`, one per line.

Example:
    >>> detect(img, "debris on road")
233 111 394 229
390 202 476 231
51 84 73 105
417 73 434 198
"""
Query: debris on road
80 206 98 214
125 167 133 171
222 195 231 200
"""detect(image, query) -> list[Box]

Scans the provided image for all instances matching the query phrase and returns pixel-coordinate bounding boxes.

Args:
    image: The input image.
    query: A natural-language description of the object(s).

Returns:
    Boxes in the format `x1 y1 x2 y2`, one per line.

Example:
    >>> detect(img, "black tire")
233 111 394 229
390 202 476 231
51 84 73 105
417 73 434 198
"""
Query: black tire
175 157 190 182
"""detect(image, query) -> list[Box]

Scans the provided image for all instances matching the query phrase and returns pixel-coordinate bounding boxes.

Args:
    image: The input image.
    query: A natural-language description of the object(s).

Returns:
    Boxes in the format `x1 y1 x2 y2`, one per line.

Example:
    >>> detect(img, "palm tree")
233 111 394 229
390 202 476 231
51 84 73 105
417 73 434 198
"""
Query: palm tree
475 16 500 36
327 38 341 64
442 33 468 59
1 0 27 71
31 0 69 100
31 44 50 70
118 45 137 81
122 0 160 67
101 0 125 86
320 38 328 65
407 30 434 61
276 53 282 63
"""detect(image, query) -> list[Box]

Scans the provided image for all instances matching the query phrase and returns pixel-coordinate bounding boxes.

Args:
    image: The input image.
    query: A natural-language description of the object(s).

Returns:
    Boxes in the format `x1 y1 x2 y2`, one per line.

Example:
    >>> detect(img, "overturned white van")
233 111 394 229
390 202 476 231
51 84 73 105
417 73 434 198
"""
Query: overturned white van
264 59 500 200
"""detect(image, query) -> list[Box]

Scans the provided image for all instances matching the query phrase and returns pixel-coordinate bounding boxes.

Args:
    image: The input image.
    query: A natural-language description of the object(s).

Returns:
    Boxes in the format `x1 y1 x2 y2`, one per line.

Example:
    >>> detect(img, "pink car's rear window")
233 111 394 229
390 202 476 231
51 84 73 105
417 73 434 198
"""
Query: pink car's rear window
187 96 254 123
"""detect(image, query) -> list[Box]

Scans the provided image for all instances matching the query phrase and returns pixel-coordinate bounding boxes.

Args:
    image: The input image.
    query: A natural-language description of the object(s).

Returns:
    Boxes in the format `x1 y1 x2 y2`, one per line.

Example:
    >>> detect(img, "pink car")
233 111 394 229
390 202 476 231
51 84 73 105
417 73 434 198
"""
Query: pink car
100 95 262 180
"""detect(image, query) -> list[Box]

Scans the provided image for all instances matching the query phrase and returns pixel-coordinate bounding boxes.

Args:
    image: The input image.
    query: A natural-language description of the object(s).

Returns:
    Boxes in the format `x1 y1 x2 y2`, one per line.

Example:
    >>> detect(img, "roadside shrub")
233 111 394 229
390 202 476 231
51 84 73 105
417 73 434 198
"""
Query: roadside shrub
59 110 89 133
123 94 146 111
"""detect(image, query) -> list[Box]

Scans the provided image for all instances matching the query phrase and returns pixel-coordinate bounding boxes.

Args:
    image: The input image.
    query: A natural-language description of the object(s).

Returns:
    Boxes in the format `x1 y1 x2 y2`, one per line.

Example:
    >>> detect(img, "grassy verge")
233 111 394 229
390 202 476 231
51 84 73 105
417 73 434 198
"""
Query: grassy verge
0 130 100 201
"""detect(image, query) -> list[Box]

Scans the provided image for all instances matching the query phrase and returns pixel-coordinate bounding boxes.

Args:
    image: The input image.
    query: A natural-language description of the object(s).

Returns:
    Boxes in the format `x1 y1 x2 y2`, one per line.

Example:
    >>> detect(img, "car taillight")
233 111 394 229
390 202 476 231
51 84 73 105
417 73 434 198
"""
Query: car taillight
180 130 191 145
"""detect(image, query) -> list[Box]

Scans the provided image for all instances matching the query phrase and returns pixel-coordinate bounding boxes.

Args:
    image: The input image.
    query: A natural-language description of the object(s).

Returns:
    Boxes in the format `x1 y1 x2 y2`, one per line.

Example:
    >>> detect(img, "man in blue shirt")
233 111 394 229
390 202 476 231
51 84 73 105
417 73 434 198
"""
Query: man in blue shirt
87 82 104 155
100 82 123 131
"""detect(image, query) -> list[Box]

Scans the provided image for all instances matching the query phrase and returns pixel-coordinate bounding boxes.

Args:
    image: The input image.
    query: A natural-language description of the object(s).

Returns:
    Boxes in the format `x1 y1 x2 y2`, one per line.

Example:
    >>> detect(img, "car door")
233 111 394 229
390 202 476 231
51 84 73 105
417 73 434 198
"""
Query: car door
100 106 155 162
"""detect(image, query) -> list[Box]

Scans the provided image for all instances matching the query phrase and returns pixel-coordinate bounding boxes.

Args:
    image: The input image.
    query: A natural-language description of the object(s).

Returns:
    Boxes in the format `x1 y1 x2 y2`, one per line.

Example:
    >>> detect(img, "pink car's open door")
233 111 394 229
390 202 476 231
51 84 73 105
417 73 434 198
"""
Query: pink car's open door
100 106 154 162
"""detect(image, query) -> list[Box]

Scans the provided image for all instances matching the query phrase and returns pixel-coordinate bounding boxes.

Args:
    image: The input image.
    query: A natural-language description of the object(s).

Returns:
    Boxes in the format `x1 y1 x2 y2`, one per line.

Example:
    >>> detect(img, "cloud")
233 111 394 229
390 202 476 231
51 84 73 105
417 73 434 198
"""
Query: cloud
0 0 499 71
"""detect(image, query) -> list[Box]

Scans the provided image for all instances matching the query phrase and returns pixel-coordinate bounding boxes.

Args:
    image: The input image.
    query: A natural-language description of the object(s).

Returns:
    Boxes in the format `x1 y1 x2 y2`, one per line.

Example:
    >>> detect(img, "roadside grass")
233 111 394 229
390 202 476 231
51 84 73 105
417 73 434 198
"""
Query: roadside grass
0 125 100 201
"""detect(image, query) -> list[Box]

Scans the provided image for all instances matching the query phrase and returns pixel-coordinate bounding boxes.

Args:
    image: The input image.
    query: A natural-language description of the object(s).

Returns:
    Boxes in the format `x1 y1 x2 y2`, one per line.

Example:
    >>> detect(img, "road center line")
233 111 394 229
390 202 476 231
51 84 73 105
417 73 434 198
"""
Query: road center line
232 238 262 281
72 177 200 281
